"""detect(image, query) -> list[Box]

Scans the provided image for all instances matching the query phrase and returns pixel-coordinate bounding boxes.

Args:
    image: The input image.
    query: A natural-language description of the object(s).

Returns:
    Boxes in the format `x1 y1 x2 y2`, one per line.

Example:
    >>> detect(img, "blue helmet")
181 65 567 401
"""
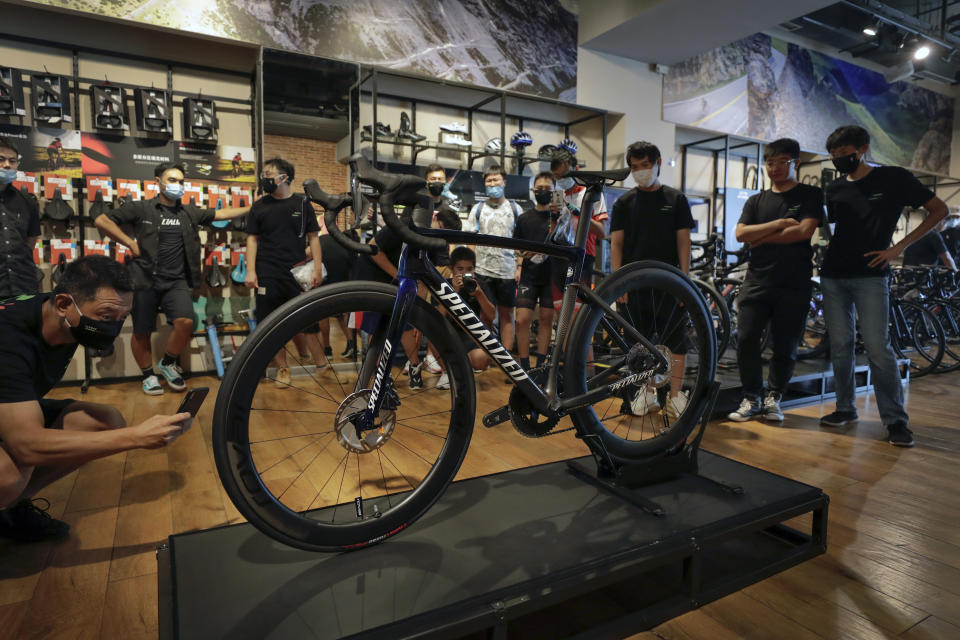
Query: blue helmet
510 130 533 149
558 138 578 155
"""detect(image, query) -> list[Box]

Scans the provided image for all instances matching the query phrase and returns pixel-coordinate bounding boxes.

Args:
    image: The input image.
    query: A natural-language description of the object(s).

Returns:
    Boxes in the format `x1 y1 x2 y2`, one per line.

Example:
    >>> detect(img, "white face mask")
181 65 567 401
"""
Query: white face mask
632 168 657 188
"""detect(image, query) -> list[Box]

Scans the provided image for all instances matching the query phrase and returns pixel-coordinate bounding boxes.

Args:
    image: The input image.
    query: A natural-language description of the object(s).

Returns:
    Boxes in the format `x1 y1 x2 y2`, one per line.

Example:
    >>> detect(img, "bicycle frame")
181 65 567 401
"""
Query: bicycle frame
357 183 670 428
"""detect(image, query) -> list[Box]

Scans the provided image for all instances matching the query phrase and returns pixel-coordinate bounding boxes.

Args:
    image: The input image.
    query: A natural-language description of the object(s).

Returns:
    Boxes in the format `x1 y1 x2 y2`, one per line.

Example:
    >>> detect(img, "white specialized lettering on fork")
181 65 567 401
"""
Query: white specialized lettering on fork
367 338 393 411
430 282 529 381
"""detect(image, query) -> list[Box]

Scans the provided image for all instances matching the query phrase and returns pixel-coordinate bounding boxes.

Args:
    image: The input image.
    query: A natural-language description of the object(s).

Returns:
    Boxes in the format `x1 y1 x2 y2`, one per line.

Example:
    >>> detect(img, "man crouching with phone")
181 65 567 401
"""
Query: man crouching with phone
0 256 190 543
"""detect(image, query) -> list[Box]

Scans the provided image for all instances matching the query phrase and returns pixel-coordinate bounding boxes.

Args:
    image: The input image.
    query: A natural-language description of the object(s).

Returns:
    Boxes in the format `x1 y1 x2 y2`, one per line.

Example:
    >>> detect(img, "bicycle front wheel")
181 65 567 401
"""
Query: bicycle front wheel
693 278 731 358
891 299 944 378
566 262 717 463
212 281 475 551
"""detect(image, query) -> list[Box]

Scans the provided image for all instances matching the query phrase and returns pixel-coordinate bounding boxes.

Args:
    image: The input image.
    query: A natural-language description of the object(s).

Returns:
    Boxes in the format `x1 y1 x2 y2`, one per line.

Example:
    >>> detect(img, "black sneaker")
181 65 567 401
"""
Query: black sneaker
341 341 357 359
820 410 858 427
887 421 915 447
409 363 423 390
0 498 70 542
324 346 333 358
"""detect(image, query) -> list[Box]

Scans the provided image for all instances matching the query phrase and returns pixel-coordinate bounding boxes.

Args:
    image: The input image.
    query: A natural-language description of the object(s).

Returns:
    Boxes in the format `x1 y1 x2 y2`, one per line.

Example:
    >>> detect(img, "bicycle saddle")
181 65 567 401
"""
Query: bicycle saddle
565 167 630 185
206 255 229 288
89 191 110 219
211 197 229 229
302 179 377 256
44 188 74 227
51 253 67 288
231 254 246 284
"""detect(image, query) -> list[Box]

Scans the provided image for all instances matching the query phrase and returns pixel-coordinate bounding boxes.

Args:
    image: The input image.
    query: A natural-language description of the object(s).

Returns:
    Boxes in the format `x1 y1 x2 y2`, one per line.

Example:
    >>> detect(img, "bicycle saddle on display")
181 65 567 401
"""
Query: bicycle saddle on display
211 197 229 228
206 255 228 288
43 188 74 227
51 253 67 288
231 253 246 284
89 191 110 219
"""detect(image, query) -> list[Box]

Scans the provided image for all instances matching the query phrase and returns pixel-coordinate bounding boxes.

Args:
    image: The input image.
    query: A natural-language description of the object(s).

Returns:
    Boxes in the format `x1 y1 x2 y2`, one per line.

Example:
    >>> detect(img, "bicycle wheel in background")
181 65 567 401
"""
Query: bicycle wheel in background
566 261 717 463
212 281 474 551
926 298 960 373
797 280 829 360
891 299 944 378
693 278 731 359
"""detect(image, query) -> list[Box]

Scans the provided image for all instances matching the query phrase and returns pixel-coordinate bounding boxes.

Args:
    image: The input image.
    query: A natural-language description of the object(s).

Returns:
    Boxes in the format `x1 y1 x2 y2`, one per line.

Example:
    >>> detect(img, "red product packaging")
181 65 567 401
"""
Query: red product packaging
33 240 44 265
85 176 113 202
208 183 229 209
115 243 132 264
230 185 252 208
49 239 77 263
144 182 160 200
229 242 246 266
12 172 39 194
116 179 143 201
43 175 73 200
183 182 205 208
204 243 230 266
83 239 110 257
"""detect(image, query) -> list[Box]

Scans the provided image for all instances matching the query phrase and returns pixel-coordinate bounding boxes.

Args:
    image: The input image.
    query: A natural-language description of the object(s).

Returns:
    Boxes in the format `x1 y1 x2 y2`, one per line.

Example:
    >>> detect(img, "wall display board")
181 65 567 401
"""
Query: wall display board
0 123 82 178
81 132 174 180
663 32 955 174
174 141 255 183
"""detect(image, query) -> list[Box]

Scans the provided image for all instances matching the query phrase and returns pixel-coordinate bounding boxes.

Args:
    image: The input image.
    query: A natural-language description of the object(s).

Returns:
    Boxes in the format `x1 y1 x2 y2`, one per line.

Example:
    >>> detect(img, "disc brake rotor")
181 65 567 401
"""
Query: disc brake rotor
335 389 397 453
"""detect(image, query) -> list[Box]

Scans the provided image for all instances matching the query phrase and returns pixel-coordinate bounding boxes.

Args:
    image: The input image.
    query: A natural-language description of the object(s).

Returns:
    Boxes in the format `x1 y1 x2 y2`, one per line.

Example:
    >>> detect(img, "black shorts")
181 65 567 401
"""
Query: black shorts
478 275 516 307
255 275 318 333
515 274 552 310
132 279 194 334
39 398 76 429
625 290 689 355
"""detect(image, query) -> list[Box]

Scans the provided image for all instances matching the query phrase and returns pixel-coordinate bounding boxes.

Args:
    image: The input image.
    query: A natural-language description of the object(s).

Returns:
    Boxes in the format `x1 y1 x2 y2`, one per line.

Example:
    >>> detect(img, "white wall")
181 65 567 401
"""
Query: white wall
576 48 676 187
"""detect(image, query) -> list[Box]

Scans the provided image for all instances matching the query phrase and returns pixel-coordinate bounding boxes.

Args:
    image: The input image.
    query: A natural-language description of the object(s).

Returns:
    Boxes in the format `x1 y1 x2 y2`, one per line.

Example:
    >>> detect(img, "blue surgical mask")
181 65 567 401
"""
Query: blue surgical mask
485 184 504 199
556 177 574 191
163 183 185 200
0 168 17 185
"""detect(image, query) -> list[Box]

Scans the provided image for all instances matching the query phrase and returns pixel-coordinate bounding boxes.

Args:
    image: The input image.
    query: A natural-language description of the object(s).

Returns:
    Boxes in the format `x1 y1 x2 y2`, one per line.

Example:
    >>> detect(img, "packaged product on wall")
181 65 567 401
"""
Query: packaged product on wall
85 175 113 201
43 174 72 200
229 242 246 266
183 181 205 207
12 171 38 194
208 183 229 209
50 239 77 263
144 182 160 200
204 243 229 266
230 184 252 208
33 240 44 265
117 178 143 201
83 238 110 257
115 243 131 264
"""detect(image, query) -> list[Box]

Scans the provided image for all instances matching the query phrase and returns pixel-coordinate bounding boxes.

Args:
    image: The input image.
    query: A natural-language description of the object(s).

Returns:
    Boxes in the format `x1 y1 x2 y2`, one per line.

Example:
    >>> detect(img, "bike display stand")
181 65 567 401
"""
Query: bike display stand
158 393 829 639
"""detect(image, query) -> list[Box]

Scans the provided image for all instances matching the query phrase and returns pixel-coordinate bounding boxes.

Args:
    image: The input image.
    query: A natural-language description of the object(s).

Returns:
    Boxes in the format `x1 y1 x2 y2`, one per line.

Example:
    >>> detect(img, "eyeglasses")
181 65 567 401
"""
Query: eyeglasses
764 159 795 169
0 155 19 165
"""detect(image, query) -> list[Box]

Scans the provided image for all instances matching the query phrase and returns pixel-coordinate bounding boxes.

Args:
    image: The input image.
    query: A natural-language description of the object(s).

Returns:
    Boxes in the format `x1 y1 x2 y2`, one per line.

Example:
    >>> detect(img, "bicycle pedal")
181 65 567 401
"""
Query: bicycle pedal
483 405 511 428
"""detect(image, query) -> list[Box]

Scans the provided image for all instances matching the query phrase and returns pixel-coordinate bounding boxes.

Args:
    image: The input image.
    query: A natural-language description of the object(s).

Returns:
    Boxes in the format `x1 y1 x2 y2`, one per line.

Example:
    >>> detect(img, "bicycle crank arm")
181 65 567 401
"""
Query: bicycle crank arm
482 405 512 428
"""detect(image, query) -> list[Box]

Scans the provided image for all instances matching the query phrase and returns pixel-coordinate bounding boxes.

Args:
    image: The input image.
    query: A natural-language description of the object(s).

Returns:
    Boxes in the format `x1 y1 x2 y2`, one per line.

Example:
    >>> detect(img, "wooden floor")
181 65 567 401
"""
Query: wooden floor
1 366 959 639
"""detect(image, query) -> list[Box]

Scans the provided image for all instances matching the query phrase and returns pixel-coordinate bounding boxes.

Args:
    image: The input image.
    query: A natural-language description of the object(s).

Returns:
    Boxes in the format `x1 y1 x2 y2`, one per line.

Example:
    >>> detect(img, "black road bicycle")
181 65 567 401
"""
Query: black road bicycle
212 156 717 551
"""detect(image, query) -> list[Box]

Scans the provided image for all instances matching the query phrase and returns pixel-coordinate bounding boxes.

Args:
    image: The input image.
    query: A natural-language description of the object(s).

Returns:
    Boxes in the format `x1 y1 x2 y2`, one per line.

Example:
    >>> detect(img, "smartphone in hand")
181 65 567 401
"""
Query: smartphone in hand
175 387 209 433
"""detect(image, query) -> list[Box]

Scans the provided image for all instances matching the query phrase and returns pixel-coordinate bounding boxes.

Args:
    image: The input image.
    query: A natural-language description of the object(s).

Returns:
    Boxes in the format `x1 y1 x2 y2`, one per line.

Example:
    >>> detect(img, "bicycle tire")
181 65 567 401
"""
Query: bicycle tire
693 278 731 358
565 262 717 463
926 298 960 373
212 281 474 551
891 299 944 378
797 280 829 360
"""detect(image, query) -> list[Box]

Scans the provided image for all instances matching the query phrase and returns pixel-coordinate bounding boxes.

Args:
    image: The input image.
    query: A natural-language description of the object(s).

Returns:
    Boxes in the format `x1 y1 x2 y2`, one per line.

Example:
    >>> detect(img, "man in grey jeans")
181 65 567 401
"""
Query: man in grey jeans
820 125 947 447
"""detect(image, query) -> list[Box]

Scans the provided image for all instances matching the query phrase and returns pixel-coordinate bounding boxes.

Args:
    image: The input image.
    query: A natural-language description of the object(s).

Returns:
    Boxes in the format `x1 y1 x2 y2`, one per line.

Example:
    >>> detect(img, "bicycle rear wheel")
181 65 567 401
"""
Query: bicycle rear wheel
693 278 731 358
797 280 828 360
212 281 475 551
926 298 960 373
566 262 717 463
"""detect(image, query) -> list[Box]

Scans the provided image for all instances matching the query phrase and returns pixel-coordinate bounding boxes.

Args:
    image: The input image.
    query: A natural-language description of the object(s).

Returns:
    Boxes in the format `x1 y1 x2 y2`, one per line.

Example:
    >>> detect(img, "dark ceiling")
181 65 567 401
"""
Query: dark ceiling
781 0 960 84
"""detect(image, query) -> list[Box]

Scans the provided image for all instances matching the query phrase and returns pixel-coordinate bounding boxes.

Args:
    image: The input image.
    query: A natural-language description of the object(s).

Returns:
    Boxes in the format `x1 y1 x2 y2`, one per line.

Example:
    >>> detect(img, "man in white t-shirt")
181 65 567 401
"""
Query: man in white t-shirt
466 164 521 352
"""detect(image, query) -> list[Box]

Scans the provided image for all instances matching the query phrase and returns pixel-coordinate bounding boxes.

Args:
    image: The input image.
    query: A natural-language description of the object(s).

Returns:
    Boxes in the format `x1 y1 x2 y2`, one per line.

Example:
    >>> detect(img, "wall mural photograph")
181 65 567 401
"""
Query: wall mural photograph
35 0 579 100
663 33 955 174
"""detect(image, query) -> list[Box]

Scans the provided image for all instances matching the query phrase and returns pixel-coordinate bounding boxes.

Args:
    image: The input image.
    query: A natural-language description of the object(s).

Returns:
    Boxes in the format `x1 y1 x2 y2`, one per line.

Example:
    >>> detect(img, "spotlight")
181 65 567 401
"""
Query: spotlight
863 26 877 36
915 45 931 60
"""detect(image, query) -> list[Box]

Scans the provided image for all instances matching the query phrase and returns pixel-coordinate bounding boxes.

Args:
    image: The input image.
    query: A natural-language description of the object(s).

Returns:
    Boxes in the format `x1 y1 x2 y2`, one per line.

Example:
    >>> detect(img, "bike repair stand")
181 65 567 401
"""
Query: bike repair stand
568 381 740 516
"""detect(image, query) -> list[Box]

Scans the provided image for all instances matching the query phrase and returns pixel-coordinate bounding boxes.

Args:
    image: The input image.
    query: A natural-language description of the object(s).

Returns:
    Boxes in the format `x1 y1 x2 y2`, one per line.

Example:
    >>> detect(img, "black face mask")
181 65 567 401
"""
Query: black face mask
64 299 124 350
534 189 552 205
427 182 444 197
831 153 860 174
259 176 282 195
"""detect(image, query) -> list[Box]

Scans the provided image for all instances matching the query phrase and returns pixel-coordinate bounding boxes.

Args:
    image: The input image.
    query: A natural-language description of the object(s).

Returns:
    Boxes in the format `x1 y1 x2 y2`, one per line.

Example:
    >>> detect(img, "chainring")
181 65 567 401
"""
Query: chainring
509 366 561 438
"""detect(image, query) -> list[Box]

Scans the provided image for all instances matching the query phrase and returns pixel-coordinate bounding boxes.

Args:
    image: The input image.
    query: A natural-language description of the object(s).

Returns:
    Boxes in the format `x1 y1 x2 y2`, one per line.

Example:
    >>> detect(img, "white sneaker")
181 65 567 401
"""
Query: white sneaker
439 121 468 133
436 371 450 390
142 375 163 396
446 134 473 147
402 360 410 374
763 392 784 422
423 354 443 374
665 391 689 420
625 388 659 416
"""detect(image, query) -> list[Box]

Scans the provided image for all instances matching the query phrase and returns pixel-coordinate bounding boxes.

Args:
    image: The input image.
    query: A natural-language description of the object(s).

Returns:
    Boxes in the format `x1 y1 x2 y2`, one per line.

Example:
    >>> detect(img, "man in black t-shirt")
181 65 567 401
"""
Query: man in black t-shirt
94 162 249 395
244 157 326 387
902 226 957 271
610 141 695 419
514 171 559 371
727 138 824 423
820 125 949 447
0 138 41 298
0 257 190 542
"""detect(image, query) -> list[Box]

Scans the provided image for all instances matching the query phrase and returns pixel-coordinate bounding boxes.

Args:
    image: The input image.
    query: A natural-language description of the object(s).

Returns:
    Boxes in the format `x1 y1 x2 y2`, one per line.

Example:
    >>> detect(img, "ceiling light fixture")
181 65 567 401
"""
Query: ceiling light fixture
863 25 877 36
914 44 931 60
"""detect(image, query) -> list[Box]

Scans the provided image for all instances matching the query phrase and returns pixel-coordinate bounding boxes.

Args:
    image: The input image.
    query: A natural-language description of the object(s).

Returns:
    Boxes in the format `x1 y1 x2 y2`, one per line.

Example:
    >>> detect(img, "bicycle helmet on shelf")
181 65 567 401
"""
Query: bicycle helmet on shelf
537 144 557 161
558 138 578 155
510 130 533 149
485 137 503 153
